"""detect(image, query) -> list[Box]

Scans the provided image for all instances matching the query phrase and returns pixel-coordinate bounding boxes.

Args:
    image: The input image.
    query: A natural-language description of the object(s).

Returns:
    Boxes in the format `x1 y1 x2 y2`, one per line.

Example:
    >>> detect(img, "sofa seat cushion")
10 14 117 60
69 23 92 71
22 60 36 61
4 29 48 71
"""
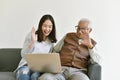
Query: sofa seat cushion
0 72 15 80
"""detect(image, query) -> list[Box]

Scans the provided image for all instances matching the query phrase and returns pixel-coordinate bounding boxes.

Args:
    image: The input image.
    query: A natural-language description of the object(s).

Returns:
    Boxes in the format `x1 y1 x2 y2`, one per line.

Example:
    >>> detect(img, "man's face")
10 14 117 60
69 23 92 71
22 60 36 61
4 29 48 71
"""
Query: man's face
76 21 91 38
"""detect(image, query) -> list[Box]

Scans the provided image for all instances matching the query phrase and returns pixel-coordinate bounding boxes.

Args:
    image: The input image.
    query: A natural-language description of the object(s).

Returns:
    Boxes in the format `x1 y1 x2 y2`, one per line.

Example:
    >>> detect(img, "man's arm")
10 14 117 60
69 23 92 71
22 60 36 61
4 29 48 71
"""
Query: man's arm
52 35 66 53
88 45 101 64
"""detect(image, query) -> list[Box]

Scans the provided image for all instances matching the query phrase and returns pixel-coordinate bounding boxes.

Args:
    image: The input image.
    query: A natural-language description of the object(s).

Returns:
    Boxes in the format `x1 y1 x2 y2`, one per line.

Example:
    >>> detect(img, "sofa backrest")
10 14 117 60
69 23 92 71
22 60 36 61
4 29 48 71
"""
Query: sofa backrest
0 48 21 72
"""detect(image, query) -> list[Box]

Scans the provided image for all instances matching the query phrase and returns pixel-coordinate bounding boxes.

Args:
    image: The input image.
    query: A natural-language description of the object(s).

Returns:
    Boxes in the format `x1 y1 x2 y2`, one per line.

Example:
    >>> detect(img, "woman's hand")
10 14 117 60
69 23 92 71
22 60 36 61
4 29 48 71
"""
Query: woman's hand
28 27 37 49
31 27 37 43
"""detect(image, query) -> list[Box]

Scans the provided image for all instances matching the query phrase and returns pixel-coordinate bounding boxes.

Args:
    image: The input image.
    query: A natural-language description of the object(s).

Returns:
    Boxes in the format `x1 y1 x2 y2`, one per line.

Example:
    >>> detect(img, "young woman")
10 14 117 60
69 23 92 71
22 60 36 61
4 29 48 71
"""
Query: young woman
16 14 57 80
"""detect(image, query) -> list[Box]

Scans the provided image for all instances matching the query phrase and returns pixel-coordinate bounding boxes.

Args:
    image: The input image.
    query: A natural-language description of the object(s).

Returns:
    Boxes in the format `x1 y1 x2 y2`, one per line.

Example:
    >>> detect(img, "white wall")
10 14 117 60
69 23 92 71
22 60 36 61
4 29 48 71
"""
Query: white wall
0 0 120 80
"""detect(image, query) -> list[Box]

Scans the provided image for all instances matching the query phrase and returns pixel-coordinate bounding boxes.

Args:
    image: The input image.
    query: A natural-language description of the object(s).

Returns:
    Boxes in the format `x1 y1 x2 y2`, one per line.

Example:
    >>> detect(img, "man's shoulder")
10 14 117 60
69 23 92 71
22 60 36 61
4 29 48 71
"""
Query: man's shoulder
65 32 77 38
66 32 76 36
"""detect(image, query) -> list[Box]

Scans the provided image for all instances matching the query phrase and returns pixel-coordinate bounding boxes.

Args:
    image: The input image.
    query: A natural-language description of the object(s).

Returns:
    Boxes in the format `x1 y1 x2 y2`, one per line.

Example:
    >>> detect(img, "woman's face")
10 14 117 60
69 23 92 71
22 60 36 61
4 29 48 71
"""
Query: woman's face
42 19 53 37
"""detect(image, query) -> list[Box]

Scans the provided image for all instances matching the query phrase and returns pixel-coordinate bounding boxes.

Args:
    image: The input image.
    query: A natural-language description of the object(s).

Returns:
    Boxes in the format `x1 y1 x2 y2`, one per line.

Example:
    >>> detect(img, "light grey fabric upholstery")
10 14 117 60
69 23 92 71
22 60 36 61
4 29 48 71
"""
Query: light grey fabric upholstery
0 72 15 80
0 48 101 80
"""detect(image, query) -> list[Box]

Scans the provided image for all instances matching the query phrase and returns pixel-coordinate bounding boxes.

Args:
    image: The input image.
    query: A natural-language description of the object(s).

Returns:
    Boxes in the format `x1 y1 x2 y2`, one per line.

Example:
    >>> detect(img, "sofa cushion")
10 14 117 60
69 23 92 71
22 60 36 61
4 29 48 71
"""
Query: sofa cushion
0 48 21 71
0 72 16 80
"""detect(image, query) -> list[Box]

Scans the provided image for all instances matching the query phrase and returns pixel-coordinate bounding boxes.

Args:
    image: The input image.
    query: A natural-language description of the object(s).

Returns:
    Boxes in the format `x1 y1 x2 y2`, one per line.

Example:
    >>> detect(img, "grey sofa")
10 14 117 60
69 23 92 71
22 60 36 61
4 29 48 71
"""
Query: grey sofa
0 48 101 80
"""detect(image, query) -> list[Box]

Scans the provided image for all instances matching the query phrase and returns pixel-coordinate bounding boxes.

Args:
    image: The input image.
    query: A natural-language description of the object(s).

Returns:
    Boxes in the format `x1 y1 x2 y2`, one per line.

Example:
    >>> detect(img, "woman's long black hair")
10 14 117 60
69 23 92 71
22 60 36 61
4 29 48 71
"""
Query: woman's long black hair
35 14 57 43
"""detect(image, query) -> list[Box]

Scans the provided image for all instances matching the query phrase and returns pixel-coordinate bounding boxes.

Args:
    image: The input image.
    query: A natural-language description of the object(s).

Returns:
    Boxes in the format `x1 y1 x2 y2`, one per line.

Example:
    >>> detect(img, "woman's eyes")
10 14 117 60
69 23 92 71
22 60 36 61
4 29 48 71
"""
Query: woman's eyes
43 25 52 28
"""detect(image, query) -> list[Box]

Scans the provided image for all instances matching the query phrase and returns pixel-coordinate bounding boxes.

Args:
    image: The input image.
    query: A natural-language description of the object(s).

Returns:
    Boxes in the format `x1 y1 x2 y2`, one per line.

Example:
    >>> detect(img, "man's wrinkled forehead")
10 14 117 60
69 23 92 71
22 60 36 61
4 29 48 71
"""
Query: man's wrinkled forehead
78 21 89 28
79 19 89 24
79 18 90 23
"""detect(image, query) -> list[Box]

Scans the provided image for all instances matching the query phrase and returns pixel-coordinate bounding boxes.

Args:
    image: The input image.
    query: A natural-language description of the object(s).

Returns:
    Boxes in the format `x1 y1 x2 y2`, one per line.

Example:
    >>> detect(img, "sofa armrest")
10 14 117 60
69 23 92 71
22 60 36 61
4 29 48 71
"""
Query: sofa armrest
87 63 101 80
0 48 21 72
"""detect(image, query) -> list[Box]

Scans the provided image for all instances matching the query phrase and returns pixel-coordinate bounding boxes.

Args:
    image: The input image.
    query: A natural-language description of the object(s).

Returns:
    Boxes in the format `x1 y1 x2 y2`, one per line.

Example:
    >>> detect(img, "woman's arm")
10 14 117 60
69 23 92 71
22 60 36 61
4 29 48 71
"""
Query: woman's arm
21 32 34 58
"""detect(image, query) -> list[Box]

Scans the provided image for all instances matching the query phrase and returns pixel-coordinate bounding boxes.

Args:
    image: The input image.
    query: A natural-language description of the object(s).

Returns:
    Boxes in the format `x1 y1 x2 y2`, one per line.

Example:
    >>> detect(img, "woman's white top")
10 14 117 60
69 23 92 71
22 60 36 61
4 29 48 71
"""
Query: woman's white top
16 32 53 71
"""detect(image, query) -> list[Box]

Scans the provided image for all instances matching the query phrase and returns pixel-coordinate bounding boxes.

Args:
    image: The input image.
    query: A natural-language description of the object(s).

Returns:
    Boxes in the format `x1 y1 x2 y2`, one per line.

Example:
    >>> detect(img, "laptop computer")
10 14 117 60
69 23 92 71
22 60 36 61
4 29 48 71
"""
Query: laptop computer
25 53 62 73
